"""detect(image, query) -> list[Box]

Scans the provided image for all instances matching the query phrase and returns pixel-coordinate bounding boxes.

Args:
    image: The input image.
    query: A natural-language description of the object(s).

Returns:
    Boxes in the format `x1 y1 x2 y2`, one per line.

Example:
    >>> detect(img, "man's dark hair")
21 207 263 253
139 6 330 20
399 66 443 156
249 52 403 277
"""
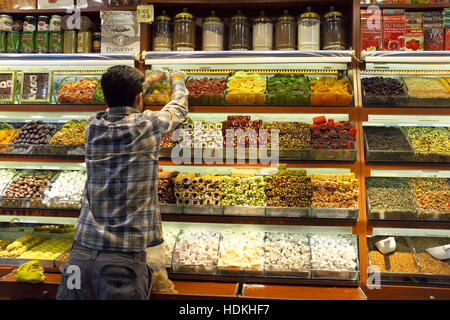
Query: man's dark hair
101 65 145 108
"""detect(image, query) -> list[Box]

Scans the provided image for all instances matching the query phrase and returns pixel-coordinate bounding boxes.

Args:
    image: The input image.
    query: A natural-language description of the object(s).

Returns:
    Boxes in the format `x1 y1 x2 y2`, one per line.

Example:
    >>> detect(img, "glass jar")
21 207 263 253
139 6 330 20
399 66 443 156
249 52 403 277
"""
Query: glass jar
252 11 273 51
202 11 224 51
275 10 296 50
153 10 172 51
297 7 320 51
229 10 250 51
322 6 345 50
173 8 195 51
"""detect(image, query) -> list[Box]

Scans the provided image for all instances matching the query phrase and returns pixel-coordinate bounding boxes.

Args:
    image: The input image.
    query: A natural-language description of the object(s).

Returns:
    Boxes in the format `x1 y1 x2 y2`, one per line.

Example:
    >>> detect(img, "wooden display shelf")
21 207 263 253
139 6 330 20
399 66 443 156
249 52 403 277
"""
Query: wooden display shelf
366 220 450 233
0 6 137 14
162 214 358 229
240 283 366 300
0 104 106 112
360 3 450 9
146 105 357 117
151 280 239 300
0 272 60 300
361 284 450 300
359 107 450 118
0 208 79 218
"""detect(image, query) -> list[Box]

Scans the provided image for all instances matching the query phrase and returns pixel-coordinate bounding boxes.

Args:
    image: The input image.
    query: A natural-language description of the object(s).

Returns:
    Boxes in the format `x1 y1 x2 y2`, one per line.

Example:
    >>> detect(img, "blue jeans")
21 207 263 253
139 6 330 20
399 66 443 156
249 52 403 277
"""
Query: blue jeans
56 241 152 300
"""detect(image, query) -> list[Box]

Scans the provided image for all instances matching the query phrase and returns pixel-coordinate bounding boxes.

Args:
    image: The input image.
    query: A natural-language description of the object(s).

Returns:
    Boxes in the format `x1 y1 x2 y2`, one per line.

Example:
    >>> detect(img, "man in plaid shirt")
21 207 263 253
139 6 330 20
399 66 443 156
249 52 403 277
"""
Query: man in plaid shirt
57 65 188 300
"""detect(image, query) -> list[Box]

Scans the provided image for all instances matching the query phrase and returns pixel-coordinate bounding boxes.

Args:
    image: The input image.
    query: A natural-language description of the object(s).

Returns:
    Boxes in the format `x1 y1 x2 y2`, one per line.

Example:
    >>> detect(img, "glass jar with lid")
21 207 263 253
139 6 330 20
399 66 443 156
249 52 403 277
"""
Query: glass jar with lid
252 11 273 51
297 7 320 51
275 10 296 50
229 10 250 51
173 8 195 51
202 11 224 51
153 10 172 51
322 6 345 50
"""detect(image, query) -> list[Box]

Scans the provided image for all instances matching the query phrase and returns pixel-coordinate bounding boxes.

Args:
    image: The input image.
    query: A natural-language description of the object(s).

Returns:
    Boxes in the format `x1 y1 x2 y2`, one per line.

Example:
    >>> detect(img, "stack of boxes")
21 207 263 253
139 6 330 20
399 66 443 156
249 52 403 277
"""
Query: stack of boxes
444 8 450 50
361 8 448 51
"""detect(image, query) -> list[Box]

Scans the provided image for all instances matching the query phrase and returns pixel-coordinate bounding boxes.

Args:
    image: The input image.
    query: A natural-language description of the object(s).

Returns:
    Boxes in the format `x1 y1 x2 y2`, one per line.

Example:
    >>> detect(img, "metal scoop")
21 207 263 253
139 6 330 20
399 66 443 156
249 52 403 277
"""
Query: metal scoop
425 244 450 261
375 237 396 255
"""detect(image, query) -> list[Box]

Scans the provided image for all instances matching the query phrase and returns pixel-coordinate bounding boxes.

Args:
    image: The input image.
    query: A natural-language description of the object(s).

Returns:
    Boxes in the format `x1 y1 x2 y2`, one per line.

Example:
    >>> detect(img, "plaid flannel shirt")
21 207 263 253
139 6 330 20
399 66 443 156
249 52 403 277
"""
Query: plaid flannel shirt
74 78 188 252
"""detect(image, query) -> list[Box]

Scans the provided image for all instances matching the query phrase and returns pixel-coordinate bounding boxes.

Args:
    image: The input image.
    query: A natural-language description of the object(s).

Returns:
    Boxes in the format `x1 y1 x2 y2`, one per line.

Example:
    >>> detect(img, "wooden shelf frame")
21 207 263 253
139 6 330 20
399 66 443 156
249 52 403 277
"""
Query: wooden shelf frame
0 0 448 300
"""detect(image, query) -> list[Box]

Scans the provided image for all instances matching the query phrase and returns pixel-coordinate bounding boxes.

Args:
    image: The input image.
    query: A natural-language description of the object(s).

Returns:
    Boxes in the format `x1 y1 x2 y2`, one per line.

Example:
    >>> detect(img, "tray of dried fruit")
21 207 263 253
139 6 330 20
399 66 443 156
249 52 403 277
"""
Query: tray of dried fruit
308 75 353 107
186 74 227 106
361 76 409 108
53 73 103 105
405 126 450 163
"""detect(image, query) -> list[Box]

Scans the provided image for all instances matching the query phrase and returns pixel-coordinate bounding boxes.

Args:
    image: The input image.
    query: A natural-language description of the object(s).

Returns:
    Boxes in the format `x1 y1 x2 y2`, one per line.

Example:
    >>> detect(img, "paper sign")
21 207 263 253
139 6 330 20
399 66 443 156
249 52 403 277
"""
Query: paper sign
137 5 154 24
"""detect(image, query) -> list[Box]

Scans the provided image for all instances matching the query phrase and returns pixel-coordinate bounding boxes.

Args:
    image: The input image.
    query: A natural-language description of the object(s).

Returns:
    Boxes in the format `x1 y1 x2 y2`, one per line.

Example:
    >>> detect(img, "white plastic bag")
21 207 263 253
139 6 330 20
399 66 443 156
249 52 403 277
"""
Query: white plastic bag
146 242 177 293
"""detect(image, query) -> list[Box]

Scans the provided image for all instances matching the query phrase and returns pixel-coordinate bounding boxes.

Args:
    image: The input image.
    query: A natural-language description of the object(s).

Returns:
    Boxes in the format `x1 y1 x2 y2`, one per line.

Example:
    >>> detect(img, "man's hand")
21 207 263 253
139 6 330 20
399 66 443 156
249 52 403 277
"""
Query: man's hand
144 70 167 87
168 70 187 83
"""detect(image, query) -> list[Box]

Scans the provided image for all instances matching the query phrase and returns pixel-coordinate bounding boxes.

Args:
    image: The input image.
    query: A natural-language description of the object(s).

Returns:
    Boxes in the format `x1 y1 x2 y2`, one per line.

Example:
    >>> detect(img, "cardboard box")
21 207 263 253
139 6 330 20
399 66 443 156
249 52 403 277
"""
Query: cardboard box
361 10 383 51
424 22 444 50
383 13 406 50
101 11 140 55
406 12 422 24
406 23 424 51
38 0 74 9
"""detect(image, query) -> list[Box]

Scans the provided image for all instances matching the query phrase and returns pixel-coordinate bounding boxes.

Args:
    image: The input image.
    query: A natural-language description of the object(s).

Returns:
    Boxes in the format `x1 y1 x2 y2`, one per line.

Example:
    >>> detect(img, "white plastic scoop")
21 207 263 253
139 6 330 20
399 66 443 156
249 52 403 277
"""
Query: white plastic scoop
426 244 450 261
375 237 396 255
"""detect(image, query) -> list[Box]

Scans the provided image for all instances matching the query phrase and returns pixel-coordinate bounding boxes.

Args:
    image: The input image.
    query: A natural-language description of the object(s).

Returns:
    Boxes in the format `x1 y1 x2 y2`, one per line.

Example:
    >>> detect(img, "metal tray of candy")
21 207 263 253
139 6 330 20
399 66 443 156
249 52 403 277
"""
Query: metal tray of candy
217 265 264 277
222 206 265 217
411 150 450 163
365 178 418 221
264 265 311 279
310 268 360 281
171 263 218 276
416 209 450 222
159 203 182 215
276 149 311 161
367 251 424 285
0 170 58 209
310 148 357 162
310 206 358 220
265 206 309 218
0 257 56 269
363 127 414 162
182 205 224 216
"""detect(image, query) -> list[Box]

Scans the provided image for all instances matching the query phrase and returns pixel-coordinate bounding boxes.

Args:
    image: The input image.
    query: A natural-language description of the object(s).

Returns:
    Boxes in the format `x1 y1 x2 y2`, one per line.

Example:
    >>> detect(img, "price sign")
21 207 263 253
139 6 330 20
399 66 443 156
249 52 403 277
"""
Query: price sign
137 5 154 24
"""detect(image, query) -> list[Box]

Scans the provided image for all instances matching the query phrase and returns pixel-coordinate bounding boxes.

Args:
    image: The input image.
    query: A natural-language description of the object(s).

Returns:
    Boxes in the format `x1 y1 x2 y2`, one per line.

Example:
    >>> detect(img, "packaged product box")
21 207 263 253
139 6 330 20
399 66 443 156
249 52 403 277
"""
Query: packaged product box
38 0 74 9
77 0 104 8
424 22 444 50
406 23 424 51
406 12 422 24
100 11 140 55
445 28 450 50
108 0 141 6
423 12 433 24
383 9 406 16
1 0 37 9
411 0 430 3
361 10 383 51
383 13 406 51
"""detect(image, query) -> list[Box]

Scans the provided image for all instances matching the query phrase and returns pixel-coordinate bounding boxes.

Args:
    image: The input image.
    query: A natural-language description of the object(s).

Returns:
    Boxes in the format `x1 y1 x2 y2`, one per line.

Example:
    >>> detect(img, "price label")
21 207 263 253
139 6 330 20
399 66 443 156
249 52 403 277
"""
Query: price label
137 5 154 24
